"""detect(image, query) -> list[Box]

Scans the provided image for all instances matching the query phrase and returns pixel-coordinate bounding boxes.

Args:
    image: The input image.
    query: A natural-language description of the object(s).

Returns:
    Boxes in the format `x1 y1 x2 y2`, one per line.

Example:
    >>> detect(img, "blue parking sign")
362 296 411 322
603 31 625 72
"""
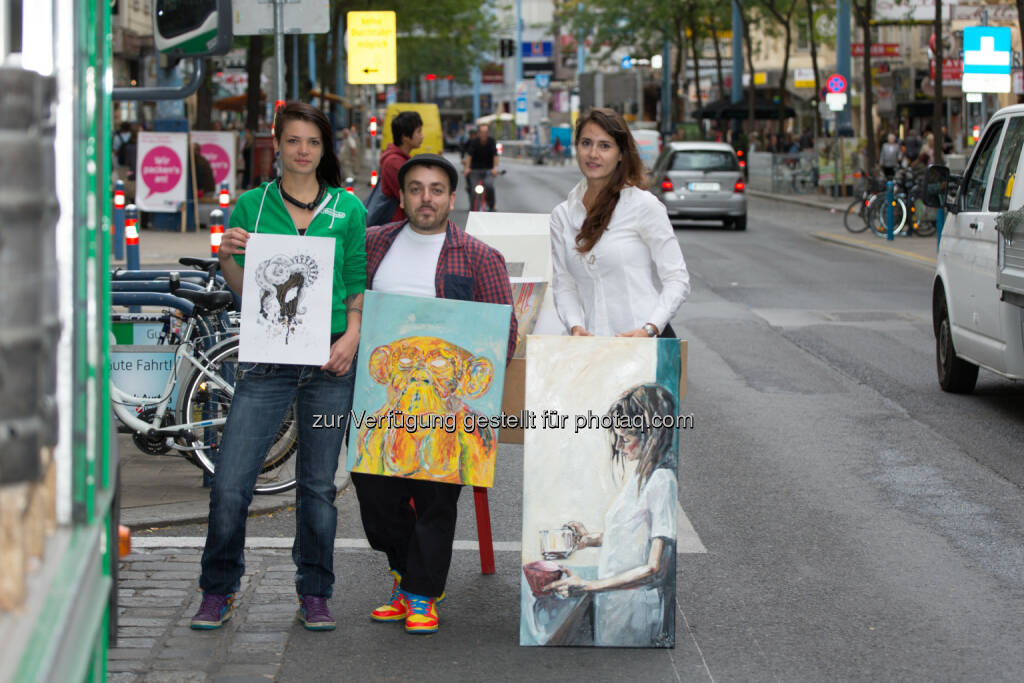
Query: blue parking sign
535 73 550 89
962 26 1011 93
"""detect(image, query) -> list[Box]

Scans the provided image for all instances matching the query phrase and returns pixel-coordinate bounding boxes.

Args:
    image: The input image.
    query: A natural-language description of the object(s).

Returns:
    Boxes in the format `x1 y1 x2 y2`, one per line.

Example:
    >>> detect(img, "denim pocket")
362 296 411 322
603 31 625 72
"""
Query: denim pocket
235 361 276 382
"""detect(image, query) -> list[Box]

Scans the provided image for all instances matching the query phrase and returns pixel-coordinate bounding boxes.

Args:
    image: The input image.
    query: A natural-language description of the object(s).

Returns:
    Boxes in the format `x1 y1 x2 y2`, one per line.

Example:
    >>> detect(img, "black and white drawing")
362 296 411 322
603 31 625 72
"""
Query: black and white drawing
239 234 334 365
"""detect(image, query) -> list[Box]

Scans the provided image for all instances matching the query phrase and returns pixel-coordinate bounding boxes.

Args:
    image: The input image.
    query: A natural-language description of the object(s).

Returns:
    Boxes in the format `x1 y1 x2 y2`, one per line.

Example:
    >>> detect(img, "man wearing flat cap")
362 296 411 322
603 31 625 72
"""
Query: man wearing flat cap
354 153 517 634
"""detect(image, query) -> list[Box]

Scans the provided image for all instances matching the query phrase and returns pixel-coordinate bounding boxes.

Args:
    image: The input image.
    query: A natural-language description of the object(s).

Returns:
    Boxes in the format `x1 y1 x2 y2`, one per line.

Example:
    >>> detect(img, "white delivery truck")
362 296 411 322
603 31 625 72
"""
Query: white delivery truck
924 104 1024 393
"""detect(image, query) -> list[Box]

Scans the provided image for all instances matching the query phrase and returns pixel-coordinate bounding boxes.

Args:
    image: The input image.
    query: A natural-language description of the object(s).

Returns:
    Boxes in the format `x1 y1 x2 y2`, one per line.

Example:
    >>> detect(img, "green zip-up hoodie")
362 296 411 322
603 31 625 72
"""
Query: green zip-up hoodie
229 181 367 334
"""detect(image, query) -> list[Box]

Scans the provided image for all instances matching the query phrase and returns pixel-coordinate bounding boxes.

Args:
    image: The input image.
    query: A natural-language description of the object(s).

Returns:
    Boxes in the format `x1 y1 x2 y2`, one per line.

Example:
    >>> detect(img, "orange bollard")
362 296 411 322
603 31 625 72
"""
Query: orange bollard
118 524 132 558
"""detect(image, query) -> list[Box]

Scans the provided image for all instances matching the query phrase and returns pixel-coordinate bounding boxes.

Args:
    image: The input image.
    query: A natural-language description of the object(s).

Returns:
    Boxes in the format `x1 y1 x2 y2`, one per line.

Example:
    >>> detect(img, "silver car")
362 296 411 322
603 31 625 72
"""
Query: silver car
650 142 747 230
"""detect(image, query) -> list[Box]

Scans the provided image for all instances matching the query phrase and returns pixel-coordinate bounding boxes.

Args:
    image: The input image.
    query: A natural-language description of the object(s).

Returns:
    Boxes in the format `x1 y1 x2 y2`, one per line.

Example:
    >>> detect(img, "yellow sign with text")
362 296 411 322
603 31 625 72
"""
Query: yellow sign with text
347 11 397 85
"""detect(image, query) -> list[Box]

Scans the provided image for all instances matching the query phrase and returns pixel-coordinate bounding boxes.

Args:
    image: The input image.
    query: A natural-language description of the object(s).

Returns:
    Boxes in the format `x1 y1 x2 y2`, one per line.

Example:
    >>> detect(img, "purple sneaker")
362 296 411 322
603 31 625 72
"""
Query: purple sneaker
297 594 336 631
190 592 234 629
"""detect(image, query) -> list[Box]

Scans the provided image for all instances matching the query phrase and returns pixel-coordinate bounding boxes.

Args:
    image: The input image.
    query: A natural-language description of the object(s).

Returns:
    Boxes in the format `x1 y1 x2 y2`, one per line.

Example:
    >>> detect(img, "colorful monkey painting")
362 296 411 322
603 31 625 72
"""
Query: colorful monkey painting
346 291 512 488
353 336 498 485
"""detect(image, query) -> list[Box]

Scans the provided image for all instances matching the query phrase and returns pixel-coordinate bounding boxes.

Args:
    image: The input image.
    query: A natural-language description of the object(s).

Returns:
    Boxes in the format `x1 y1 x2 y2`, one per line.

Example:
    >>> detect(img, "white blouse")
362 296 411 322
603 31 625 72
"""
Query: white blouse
550 181 690 336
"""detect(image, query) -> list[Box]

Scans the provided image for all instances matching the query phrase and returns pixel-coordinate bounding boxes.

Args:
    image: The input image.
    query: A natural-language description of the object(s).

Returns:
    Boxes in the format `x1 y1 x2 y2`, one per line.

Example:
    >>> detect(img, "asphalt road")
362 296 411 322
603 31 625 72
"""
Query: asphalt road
140 159 1024 681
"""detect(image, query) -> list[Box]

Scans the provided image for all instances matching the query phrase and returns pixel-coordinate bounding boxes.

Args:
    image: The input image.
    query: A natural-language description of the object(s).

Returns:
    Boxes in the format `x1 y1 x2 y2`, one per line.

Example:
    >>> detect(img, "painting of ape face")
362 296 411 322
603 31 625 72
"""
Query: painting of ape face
346 291 513 487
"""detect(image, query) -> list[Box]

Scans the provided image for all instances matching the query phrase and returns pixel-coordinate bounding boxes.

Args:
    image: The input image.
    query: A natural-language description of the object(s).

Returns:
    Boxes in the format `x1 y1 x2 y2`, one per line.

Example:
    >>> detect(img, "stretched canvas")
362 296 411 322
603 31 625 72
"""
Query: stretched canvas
238 233 334 365
509 278 547 358
347 291 512 487
520 335 685 648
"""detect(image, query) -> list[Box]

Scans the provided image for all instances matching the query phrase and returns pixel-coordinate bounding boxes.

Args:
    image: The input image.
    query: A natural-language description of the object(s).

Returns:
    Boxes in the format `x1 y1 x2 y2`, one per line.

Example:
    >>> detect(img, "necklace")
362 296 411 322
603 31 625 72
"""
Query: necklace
278 178 325 211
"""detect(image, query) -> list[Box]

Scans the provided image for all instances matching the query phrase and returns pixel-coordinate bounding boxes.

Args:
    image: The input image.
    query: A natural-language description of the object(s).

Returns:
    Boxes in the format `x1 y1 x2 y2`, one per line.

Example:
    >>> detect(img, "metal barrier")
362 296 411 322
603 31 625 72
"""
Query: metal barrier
747 151 818 194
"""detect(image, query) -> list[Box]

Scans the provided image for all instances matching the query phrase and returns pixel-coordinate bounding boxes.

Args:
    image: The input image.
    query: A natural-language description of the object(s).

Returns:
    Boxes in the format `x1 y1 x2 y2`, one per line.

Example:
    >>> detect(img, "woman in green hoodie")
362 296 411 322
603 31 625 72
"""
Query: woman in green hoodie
191 102 367 632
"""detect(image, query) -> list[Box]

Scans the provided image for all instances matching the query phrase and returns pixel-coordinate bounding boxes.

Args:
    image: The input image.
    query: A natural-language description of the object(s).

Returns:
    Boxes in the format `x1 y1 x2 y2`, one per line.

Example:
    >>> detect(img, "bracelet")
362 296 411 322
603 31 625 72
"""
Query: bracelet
643 323 659 337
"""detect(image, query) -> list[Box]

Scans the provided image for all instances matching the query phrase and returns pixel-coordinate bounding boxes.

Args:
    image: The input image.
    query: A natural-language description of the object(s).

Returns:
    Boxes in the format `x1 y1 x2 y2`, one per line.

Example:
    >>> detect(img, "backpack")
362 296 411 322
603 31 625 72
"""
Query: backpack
364 183 399 227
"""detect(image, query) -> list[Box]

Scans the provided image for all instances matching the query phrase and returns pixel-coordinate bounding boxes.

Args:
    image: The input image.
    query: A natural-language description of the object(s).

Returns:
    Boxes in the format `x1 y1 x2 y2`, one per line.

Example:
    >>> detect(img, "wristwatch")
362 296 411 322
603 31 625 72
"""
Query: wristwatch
643 323 659 337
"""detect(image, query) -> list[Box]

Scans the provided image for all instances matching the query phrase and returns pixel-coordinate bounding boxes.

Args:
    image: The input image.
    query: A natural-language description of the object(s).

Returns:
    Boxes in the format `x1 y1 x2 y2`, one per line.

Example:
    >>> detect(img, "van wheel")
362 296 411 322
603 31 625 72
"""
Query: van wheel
733 215 747 231
935 299 978 393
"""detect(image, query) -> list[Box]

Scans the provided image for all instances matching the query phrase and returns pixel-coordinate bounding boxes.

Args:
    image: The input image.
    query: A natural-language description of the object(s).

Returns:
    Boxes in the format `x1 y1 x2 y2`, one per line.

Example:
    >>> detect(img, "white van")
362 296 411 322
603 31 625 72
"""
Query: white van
926 104 1024 393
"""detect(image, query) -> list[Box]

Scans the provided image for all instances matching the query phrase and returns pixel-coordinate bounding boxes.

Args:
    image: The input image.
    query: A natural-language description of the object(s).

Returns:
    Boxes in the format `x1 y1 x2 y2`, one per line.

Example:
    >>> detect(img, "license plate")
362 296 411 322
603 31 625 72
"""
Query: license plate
688 182 720 192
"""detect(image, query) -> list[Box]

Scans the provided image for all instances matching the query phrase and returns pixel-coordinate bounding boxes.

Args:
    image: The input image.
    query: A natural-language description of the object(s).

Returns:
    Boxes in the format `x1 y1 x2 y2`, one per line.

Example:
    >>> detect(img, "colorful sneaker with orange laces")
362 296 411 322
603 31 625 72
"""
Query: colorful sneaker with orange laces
370 569 406 622
403 592 439 634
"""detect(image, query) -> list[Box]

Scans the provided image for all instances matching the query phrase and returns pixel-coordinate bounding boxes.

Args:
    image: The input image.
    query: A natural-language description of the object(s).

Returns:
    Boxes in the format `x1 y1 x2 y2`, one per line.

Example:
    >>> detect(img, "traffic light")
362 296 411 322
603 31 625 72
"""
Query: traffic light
499 38 515 58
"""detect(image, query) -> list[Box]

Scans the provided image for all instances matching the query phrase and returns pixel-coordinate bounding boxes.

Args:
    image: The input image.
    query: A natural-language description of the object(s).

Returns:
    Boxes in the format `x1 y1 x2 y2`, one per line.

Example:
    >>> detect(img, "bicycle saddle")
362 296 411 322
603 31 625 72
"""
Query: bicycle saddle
179 256 220 271
175 289 234 314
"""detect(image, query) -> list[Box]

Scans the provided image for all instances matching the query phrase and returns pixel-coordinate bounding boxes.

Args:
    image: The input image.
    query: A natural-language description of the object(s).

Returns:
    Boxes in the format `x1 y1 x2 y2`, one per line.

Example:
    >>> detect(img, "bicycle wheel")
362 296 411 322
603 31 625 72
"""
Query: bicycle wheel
177 340 299 494
870 197 907 237
843 198 869 233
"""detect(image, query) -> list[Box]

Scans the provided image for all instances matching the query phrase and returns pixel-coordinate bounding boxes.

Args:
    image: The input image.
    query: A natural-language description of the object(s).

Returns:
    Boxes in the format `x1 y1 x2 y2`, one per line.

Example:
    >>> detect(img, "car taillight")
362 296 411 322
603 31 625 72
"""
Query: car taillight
661 179 674 192
734 180 745 193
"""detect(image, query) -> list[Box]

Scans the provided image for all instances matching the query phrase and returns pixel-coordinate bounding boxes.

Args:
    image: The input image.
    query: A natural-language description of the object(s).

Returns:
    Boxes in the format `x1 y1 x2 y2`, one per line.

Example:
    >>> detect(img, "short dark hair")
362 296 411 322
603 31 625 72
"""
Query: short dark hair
392 111 423 145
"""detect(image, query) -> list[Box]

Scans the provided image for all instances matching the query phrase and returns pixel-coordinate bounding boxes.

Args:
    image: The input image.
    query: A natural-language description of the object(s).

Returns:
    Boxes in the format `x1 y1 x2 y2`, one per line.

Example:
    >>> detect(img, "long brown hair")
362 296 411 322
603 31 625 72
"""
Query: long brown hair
607 383 677 494
273 101 342 187
574 108 647 253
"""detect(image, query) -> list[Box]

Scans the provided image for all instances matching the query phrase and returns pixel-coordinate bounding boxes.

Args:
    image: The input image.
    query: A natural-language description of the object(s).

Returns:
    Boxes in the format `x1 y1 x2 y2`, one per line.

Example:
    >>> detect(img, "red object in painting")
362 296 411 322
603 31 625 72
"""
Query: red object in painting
522 560 563 597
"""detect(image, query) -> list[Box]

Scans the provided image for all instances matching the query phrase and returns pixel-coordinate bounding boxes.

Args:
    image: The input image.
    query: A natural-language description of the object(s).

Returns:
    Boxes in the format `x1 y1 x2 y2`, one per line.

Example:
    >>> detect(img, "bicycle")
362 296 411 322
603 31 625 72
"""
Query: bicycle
469 168 506 212
111 268 297 494
843 172 888 234
868 167 936 238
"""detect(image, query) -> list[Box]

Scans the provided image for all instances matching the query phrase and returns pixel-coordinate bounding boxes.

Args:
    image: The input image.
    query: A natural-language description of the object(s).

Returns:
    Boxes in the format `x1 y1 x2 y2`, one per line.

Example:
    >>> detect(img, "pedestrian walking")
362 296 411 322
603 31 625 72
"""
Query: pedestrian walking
549 107 690 338
353 154 516 635
879 134 902 179
190 101 367 632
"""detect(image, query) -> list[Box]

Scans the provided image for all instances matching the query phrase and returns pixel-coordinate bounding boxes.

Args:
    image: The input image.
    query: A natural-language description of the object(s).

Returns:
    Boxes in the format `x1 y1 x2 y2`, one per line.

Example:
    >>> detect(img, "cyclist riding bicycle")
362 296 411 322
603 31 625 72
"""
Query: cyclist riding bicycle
463 123 500 210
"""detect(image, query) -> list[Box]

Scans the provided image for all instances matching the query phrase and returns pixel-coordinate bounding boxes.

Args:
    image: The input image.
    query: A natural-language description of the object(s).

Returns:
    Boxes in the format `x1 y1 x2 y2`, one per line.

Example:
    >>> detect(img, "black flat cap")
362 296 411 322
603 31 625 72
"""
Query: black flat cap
397 153 459 192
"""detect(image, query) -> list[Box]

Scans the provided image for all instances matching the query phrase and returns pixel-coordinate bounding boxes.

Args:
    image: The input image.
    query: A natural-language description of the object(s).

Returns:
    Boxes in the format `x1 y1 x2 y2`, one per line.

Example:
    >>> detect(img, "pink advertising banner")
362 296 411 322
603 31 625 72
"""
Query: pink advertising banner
190 130 237 199
135 131 188 213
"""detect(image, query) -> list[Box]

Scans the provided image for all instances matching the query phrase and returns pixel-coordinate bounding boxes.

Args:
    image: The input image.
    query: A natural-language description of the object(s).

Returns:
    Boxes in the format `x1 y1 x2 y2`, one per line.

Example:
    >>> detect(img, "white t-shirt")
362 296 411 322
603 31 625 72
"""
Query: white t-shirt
550 181 690 336
372 226 445 296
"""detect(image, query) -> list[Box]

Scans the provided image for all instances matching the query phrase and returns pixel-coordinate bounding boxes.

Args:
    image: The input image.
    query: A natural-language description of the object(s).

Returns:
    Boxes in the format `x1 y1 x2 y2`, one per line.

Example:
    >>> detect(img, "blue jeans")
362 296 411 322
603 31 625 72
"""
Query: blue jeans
199 360 355 597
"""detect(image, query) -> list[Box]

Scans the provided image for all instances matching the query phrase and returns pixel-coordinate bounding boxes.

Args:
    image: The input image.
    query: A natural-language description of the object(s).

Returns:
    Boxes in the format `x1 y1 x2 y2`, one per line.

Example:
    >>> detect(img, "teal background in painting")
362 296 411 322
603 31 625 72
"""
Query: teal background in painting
346 290 513 471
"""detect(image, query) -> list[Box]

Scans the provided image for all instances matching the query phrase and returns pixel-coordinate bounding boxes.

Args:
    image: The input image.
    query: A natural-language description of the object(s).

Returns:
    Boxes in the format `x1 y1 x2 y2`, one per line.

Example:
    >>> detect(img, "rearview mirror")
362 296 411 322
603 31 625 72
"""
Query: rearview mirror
922 165 949 209
153 0 232 59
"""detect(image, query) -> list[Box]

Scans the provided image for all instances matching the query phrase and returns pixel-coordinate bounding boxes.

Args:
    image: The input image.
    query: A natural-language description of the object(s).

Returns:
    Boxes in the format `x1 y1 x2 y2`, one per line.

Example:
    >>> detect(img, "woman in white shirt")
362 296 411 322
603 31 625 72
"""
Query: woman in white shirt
545 383 678 647
550 108 690 338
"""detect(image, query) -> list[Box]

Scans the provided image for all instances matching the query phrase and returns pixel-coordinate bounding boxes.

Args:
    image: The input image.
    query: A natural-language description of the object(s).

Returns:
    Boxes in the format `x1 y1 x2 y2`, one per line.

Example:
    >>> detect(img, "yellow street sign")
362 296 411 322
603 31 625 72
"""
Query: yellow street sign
347 11 397 85
754 72 767 85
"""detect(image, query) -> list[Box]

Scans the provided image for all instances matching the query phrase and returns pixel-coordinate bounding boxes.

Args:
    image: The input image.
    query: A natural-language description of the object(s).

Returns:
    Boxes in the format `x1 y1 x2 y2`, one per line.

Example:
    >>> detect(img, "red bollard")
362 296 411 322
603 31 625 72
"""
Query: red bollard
125 204 140 271
370 169 378 188
209 208 225 256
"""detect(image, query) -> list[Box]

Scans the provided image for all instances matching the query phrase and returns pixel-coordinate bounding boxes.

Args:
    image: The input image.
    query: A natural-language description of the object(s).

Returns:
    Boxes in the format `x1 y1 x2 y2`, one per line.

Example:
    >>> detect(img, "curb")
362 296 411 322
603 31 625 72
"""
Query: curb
747 188 848 212
121 472 351 530
811 231 936 267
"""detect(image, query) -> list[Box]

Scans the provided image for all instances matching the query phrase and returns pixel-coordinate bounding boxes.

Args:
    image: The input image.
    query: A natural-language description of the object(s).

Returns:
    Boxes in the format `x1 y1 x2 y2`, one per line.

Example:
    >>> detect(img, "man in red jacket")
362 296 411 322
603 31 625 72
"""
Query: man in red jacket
378 111 424 223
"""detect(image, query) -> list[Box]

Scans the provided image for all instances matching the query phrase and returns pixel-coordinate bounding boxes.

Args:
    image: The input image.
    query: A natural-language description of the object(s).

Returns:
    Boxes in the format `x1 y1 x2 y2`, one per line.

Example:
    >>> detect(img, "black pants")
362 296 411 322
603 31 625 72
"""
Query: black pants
350 472 462 598
660 324 677 338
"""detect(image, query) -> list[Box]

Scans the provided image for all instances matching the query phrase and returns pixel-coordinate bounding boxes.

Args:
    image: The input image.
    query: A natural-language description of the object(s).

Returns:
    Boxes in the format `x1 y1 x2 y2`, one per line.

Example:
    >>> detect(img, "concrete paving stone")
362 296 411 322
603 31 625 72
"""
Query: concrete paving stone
126 597 190 607
107 661 149 673
138 589 191 598
119 609 182 621
244 603 297 614
233 622 292 633
156 648 215 660
141 672 209 683
108 673 139 682
116 626 167 639
165 636 225 648
232 632 290 645
145 571 202 580
119 617 172 627
148 659 210 673
120 580 196 589
240 612 295 624
116 638 159 649
109 648 155 660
